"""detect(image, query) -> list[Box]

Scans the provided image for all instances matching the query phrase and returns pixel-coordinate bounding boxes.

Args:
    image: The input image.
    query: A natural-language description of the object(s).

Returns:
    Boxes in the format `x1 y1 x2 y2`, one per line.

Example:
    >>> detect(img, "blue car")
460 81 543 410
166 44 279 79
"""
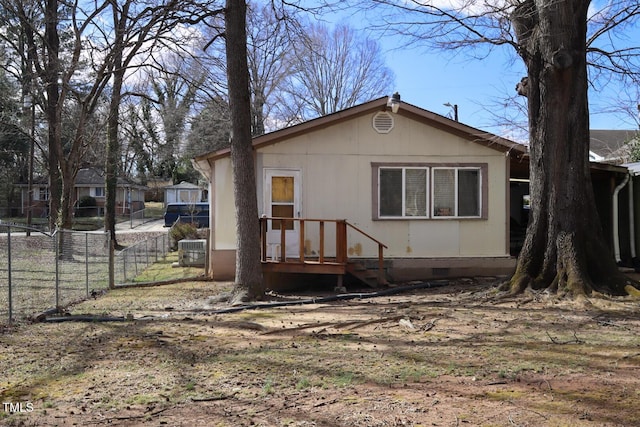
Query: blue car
163 202 210 228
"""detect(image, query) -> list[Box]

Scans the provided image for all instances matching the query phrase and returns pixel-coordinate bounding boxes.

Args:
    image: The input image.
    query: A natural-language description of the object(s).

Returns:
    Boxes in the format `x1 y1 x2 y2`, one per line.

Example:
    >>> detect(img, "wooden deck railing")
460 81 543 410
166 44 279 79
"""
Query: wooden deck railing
259 217 388 284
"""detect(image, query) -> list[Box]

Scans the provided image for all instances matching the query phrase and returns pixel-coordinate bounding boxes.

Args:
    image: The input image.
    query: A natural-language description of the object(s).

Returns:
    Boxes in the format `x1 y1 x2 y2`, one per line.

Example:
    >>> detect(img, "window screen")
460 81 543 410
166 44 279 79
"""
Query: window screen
379 169 403 216
458 169 480 216
404 169 427 216
433 169 455 216
376 165 482 219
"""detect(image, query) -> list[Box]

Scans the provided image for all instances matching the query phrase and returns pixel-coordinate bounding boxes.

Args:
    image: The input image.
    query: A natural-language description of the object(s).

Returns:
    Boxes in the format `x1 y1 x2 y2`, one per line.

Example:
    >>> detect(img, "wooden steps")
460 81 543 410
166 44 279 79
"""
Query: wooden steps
261 258 387 288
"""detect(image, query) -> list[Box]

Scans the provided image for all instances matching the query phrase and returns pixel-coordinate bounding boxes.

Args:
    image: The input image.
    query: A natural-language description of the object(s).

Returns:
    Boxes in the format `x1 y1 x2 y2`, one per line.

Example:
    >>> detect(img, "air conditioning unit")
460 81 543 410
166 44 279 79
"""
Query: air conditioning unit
178 239 206 267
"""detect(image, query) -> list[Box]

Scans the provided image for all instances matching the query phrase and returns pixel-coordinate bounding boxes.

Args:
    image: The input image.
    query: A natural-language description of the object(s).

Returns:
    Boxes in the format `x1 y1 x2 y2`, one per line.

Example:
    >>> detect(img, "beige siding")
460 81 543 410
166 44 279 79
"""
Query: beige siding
212 158 237 249
211 111 510 259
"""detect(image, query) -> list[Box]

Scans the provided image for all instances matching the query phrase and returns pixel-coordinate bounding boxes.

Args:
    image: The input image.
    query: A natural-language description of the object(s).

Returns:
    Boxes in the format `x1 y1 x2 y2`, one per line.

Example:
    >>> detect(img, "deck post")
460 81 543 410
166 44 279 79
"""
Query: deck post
378 244 385 284
299 219 305 262
336 220 347 263
280 220 286 261
319 221 325 263
260 217 267 261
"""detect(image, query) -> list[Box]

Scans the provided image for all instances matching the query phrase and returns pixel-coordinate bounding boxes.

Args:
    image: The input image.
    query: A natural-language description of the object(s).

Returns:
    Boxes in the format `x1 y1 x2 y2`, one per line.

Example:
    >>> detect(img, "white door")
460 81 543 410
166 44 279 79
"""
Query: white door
264 169 301 259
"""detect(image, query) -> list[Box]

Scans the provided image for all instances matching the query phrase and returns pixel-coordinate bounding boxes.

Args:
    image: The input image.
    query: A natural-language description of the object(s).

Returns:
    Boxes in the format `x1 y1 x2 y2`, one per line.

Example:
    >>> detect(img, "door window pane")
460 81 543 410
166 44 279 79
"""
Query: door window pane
271 205 294 230
272 176 294 203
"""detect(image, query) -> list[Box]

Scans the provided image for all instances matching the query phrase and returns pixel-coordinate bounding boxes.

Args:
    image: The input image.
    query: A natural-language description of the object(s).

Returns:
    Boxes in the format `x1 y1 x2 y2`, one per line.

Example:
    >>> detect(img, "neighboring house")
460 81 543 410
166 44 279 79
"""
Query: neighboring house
589 129 640 164
17 167 147 218
164 181 206 206
193 96 529 284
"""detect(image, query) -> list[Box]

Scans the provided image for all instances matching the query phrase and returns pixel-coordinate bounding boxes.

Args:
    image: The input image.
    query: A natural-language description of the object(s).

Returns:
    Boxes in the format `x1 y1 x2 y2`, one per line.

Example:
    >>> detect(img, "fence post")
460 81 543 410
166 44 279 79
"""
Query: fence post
122 251 127 282
108 233 115 289
85 233 89 297
134 246 138 277
7 225 12 323
55 231 60 311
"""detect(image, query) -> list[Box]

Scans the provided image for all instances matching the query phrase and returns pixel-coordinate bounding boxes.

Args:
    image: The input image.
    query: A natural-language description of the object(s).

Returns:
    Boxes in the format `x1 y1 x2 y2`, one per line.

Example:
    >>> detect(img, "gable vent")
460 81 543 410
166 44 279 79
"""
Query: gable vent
372 111 394 134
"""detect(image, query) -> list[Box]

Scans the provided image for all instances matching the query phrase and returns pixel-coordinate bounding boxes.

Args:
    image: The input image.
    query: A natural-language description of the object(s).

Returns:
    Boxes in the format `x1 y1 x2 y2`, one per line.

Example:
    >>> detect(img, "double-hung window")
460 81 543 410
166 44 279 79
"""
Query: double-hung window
379 167 428 218
432 167 480 217
37 187 49 201
93 187 105 197
374 163 485 219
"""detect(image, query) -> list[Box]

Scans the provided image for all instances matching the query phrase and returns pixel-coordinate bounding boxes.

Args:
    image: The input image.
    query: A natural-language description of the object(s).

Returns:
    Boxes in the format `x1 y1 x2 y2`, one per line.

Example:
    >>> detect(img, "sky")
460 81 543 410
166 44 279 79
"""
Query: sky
380 40 639 139
382 43 530 139
323 1 640 140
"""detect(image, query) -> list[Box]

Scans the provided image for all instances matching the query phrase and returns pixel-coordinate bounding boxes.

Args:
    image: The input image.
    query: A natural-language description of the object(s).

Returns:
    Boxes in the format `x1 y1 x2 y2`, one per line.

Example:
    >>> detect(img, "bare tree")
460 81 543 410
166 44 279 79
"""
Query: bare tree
357 0 640 296
136 54 207 182
246 1 297 135
276 21 394 122
186 96 231 157
102 0 219 255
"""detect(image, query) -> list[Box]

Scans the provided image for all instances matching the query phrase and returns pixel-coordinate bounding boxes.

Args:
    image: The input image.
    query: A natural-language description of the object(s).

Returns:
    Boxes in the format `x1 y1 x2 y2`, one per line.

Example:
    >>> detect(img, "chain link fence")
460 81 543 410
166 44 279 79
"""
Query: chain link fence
0 223 170 324
113 234 169 283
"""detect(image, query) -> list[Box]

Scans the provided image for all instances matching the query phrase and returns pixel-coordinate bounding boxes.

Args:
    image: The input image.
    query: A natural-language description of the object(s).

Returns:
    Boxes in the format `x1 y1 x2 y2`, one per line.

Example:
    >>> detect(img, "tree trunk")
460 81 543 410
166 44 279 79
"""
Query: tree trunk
509 0 636 296
225 0 264 303
59 167 75 231
44 0 60 230
105 3 127 253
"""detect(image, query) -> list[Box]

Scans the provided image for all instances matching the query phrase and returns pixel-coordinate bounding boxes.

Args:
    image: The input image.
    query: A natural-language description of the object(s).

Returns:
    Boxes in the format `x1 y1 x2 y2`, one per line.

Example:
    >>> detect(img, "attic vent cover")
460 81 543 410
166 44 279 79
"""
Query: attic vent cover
372 111 394 134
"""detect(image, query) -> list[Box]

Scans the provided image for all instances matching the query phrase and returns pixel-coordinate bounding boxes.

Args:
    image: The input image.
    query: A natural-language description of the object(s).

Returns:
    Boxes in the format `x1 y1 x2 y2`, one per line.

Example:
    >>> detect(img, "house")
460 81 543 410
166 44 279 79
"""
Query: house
18 167 147 218
193 96 529 285
164 181 206 206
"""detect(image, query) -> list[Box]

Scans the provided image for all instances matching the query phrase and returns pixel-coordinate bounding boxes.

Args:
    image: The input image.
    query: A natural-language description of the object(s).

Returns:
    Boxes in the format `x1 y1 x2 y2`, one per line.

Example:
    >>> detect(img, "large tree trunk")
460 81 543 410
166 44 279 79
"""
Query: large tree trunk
225 0 264 303
105 3 127 254
44 0 60 230
509 0 635 297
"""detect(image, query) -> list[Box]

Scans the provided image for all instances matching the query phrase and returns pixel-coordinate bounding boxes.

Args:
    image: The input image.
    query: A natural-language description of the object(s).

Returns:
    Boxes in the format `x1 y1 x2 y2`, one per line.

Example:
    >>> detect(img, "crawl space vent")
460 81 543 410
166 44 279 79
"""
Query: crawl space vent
372 111 394 134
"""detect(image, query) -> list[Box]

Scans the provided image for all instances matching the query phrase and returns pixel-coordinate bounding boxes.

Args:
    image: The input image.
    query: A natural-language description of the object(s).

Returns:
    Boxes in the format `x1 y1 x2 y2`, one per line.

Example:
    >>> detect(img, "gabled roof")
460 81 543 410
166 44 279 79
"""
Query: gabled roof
16 168 147 189
75 168 105 185
75 168 146 189
194 97 528 163
165 181 201 189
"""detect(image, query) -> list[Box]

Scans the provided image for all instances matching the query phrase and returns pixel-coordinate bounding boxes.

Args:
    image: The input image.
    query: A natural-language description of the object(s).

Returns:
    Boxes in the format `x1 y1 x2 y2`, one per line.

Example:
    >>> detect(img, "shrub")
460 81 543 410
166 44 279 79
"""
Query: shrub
76 195 97 217
169 222 199 250
78 195 97 207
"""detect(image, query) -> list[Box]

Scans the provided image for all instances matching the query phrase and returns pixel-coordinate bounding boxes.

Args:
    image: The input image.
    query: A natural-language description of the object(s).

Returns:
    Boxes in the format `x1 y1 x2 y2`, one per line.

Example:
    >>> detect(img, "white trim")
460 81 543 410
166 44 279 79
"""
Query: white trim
263 168 302 258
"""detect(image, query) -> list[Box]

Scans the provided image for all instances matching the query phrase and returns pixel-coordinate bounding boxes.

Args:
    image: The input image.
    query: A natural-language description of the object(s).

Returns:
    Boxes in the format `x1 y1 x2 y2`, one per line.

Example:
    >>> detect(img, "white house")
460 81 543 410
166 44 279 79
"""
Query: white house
193 96 529 286
164 181 205 206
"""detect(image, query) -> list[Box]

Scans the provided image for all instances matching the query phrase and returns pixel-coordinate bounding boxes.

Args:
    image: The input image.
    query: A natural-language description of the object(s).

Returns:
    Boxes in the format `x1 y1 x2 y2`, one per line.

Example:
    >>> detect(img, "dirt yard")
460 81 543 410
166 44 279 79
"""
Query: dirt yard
1 278 639 427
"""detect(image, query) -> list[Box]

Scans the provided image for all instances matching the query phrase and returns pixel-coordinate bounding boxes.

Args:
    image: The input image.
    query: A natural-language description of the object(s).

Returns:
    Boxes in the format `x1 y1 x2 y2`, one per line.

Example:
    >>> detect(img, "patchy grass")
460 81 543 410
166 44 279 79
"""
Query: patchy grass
129 251 204 283
1 279 639 426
